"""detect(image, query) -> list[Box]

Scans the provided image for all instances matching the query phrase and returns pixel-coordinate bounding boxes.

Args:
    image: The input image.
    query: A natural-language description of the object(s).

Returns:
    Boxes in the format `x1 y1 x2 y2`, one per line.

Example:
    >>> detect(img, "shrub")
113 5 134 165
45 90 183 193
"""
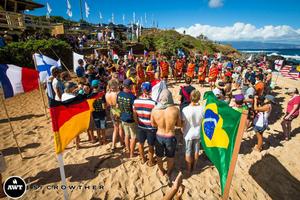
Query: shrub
0 39 72 69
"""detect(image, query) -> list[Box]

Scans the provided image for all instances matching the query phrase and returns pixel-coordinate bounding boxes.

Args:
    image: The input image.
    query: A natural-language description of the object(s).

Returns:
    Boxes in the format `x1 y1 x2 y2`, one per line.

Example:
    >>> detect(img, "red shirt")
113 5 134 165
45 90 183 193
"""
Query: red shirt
287 95 300 116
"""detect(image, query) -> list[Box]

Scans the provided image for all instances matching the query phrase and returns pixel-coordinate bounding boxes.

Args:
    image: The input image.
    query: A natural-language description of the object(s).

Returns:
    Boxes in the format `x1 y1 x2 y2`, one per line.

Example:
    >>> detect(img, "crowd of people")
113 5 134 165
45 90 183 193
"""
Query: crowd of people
44 52 300 178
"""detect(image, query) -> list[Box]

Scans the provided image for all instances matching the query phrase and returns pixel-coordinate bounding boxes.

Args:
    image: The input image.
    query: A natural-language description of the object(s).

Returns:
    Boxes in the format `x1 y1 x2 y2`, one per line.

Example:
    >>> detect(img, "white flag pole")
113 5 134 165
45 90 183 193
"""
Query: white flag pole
57 153 69 200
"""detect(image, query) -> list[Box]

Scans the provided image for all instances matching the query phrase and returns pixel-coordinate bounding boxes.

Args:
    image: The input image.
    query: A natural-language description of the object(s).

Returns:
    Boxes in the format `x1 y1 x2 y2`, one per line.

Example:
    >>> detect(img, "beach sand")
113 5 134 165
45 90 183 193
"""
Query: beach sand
0 75 300 200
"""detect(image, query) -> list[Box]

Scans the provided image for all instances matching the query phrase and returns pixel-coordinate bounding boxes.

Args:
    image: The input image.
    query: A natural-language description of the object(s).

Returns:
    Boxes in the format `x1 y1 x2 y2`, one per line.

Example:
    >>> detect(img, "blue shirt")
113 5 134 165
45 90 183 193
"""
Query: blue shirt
76 66 85 77
117 91 136 123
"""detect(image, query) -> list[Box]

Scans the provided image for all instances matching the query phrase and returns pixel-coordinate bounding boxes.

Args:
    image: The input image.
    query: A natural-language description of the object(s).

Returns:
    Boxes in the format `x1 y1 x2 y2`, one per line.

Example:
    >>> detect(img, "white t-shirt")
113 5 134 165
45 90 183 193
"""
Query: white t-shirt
61 93 76 101
52 78 61 101
182 105 204 140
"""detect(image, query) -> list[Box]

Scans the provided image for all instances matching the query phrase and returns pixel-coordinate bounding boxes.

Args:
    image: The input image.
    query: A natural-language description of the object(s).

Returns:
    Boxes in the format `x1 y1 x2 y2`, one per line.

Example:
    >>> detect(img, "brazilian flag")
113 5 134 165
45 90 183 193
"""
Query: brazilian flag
200 91 242 194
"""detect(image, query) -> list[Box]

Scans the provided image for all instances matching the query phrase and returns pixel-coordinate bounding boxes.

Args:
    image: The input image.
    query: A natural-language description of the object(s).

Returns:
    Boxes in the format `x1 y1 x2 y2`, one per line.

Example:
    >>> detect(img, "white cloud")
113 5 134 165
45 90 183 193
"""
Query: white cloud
208 0 224 8
176 22 300 43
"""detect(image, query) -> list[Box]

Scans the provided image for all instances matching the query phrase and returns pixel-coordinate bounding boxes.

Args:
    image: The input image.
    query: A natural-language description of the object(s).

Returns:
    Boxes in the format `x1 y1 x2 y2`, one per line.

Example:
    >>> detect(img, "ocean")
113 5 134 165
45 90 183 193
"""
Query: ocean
238 49 300 61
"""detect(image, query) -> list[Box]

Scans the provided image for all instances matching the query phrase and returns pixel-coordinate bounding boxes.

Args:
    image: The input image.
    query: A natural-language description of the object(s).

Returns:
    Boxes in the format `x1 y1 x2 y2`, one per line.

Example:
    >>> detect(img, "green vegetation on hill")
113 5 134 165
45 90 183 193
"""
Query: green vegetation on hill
0 39 72 68
140 30 240 57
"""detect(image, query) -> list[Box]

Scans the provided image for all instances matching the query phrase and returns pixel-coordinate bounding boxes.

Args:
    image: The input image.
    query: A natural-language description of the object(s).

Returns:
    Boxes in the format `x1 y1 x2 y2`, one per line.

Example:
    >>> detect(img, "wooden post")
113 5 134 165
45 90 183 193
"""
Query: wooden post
0 94 23 159
32 54 49 119
48 48 71 74
222 110 248 200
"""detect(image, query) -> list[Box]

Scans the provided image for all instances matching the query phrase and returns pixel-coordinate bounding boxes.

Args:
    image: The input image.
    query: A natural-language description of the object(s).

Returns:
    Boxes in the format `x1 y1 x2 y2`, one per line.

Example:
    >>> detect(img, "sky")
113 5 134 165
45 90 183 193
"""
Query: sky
28 0 300 44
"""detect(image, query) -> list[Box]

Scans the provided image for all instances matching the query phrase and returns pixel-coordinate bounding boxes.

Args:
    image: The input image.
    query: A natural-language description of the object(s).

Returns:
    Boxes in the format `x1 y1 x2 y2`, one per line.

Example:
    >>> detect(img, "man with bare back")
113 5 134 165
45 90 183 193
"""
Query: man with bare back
106 79 124 150
151 89 181 176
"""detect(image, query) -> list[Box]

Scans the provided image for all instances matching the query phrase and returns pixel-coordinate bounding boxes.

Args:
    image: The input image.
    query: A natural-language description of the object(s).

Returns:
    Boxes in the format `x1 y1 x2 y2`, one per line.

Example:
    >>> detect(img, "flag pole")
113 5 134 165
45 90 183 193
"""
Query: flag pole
222 110 248 200
57 153 69 200
0 93 23 159
45 48 71 74
32 54 49 120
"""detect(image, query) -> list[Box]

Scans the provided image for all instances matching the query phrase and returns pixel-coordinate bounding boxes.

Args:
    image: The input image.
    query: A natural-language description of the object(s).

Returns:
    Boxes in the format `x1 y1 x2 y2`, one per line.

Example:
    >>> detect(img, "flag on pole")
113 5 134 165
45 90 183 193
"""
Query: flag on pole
73 52 85 73
151 80 167 102
33 53 61 83
128 48 133 59
200 91 242 194
133 12 136 24
111 13 114 24
274 60 284 71
94 49 99 59
99 12 103 25
66 0 72 18
280 65 300 80
122 14 125 25
85 1 90 18
46 2 52 19
49 92 104 154
0 64 39 99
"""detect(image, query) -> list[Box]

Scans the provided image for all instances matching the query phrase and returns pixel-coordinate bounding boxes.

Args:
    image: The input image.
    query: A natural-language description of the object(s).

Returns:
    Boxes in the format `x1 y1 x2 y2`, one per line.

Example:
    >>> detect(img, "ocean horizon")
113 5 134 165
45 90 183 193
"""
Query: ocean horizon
238 49 300 61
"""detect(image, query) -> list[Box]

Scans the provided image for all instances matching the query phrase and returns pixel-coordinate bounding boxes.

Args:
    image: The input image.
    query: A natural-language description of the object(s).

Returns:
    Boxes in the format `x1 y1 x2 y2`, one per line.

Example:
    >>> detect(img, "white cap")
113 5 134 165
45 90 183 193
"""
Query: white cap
213 88 221 96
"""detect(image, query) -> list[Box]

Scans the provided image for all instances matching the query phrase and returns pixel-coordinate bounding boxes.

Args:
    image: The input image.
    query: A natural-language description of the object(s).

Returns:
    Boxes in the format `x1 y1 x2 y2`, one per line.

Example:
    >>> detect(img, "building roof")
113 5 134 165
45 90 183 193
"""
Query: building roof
1 0 44 11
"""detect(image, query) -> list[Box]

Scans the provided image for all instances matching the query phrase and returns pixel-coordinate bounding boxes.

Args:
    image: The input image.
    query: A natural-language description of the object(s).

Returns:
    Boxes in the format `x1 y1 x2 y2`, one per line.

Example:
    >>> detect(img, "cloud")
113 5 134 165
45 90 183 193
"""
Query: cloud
176 22 300 43
208 0 224 8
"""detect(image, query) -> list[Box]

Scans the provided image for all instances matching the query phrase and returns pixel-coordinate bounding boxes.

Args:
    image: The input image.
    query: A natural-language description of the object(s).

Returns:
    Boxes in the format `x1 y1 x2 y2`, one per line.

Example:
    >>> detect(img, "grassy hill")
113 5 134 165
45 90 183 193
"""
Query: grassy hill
140 30 240 58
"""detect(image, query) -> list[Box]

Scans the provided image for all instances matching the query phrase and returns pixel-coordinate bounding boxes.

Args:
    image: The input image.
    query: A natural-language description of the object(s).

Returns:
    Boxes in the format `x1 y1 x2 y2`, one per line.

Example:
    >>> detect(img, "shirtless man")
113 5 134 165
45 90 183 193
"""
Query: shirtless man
151 89 181 176
105 79 124 150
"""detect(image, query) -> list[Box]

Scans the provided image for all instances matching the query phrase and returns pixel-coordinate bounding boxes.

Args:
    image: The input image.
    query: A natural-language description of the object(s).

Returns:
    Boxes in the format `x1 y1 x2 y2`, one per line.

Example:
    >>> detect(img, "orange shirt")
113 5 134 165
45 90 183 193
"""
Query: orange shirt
186 63 196 77
160 61 169 77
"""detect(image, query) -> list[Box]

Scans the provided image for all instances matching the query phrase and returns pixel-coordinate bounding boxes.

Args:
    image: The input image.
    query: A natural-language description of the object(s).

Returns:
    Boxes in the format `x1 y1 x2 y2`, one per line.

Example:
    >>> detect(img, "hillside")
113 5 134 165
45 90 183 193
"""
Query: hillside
140 30 240 57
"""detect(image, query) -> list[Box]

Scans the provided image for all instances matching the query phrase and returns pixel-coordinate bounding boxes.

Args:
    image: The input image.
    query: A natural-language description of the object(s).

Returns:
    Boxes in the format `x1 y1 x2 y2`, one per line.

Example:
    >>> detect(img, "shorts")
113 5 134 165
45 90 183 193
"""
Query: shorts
284 113 297 121
253 125 267 133
110 109 120 125
122 121 137 138
185 139 200 156
155 134 177 158
137 127 157 146
94 118 106 129
92 112 106 129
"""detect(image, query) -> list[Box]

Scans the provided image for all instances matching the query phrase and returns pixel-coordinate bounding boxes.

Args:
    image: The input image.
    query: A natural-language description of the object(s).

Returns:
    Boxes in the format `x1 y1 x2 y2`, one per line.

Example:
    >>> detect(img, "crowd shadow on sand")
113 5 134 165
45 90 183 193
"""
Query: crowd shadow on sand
1 142 41 157
249 154 300 200
0 114 45 124
25 151 129 186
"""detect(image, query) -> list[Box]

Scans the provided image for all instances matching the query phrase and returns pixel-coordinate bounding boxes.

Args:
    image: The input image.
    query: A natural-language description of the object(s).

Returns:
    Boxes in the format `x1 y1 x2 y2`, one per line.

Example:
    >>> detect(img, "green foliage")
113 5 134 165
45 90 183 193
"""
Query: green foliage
140 30 239 57
0 39 72 69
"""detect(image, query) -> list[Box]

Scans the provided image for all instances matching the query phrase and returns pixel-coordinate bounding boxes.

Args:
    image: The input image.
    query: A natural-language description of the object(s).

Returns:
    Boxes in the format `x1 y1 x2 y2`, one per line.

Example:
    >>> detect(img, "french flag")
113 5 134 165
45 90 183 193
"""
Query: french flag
0 64 39 98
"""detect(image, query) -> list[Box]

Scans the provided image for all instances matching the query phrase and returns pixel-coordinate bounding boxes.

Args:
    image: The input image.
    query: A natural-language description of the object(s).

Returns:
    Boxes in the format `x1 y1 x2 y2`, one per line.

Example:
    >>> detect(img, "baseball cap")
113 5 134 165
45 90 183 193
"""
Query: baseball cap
213 88 222 97
91 79 100 87
123 79 133 86
265 95 276 103
50 66 59 75
141 82 152 92
234 94 245 101
225 71 232 77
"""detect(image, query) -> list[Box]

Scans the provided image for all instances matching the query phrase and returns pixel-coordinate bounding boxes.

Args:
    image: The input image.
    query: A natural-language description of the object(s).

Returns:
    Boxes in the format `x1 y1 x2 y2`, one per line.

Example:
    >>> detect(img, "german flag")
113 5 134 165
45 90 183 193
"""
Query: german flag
49 92 104 154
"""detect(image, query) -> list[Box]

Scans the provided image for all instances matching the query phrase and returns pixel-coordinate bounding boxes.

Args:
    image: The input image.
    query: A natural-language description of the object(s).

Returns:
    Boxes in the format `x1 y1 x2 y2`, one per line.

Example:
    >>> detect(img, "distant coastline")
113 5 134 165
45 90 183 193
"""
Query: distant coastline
238 49 300 61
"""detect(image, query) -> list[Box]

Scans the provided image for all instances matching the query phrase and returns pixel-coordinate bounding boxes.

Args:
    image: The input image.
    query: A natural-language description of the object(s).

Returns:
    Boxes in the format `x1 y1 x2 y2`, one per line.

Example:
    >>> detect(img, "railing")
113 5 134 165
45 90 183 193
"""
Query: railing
0 11 51 30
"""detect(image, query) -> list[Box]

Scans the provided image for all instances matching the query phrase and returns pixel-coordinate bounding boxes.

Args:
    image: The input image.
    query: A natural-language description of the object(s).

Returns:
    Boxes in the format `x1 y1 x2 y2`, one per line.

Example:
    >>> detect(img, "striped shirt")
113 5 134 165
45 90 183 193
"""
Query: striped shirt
133 97 156 129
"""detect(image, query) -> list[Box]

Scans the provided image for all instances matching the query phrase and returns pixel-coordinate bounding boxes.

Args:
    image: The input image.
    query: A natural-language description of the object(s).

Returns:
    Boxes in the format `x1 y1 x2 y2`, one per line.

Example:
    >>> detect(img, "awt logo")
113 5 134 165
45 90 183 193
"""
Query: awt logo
3 176 27 199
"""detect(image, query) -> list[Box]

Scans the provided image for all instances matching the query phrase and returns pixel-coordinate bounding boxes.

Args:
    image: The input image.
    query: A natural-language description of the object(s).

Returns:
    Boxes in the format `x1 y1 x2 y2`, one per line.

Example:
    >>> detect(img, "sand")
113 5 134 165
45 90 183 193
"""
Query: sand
0 75 300 200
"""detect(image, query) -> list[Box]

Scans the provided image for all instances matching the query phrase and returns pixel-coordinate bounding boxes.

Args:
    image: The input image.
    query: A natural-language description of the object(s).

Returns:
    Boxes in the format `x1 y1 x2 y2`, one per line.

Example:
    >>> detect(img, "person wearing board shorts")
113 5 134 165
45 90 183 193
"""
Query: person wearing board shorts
133 82 157 166
117 79 137 157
